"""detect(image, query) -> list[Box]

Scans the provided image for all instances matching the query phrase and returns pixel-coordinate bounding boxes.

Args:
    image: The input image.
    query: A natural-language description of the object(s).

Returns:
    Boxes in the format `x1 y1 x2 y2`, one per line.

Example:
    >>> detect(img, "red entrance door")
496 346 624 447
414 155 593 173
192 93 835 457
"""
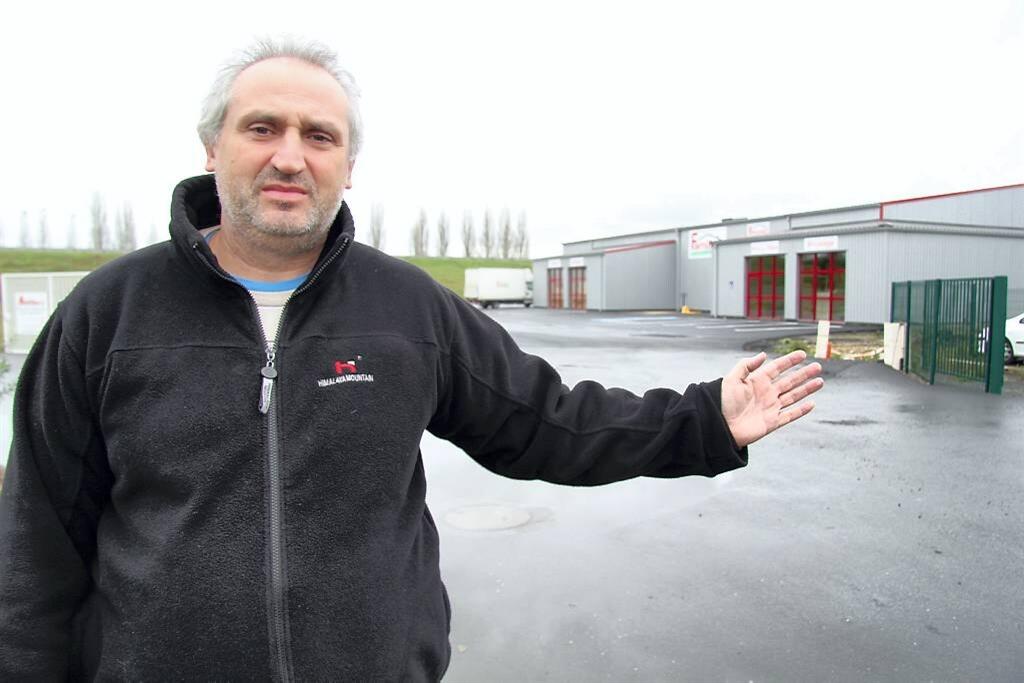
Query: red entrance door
547 268 563 308
799 252 846 321
745 255 785 319
568 267 586 310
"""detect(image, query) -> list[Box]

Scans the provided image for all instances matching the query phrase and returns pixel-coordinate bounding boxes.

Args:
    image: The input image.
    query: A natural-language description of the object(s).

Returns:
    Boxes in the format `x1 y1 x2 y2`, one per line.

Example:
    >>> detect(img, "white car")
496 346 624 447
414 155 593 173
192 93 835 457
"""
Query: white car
1006 312 1024 364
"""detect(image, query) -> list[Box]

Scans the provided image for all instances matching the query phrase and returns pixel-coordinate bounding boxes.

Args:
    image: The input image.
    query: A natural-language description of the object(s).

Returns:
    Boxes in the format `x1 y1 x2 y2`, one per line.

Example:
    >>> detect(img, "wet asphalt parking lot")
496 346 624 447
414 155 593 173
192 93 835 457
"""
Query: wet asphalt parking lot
426 308 1024 682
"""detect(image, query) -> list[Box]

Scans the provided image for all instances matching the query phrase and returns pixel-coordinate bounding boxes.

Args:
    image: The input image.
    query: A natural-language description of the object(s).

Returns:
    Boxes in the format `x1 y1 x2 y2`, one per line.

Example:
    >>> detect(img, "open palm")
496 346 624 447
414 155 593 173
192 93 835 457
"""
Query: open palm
721 350 824 449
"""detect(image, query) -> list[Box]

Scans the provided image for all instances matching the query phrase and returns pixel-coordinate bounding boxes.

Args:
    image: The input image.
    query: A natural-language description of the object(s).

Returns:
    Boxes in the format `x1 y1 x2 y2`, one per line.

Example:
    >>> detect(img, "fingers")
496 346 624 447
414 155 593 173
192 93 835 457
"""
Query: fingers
774 361 823 396
761 349 808 381
779 375 824 409
729 352 766 381
744 351 768 375
777 399 816 428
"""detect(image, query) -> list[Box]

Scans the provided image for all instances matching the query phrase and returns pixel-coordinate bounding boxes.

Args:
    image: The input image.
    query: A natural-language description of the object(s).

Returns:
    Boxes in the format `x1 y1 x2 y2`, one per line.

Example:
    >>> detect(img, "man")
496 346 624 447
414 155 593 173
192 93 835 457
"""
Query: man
0 38 822 681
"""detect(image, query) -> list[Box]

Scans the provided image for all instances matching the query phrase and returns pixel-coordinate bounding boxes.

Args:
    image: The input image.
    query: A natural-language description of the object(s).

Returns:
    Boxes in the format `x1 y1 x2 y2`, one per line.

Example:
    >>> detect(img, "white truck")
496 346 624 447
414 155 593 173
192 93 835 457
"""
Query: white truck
463 268 533 309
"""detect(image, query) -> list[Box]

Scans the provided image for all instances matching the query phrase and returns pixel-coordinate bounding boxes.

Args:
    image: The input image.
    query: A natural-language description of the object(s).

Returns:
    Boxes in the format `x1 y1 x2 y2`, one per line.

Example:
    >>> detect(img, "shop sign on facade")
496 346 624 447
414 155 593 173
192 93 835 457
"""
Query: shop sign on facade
688 227 727 259
750 240 781 256
803 235 839 251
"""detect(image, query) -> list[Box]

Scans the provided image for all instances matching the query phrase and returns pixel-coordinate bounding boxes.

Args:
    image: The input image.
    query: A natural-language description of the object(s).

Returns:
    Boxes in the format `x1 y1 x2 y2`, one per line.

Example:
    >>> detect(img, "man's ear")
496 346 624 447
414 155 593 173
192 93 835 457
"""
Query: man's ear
204 143 217 173
345 159 355 190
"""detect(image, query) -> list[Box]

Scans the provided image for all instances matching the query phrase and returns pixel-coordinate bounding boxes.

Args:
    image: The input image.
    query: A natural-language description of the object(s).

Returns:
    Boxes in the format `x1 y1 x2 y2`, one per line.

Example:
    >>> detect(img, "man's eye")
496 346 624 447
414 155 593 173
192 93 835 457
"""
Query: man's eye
309 133 333 144
251 126 273 135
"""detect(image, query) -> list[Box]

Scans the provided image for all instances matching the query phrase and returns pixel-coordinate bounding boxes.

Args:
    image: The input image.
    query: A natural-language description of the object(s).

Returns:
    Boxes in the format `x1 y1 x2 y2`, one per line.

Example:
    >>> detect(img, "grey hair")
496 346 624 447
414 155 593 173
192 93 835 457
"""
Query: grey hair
197 36 363 160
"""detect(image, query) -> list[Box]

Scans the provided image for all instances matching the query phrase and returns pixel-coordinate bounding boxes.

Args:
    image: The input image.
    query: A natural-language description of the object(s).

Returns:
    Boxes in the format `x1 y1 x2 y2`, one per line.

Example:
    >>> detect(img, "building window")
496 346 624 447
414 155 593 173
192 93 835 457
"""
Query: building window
745 255 785 319
799 252 845 321
568 267 587 310
547 268 563 309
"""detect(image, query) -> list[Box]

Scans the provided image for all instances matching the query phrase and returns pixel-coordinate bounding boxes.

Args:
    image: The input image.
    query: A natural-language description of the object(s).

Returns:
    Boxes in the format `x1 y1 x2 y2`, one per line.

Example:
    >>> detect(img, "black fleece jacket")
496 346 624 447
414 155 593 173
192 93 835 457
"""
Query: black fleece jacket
0 174 747 681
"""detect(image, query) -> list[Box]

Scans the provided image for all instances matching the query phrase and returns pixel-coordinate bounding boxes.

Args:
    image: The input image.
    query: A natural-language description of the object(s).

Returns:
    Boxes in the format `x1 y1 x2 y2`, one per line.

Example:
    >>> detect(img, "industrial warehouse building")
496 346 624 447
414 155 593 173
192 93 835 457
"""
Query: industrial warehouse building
532 184 1024 323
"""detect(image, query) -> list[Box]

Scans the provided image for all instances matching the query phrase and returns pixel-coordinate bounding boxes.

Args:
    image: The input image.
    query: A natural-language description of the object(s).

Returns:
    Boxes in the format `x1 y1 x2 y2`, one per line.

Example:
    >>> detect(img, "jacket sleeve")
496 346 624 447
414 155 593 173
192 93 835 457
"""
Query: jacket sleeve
0 308 110 679
428 293 747 485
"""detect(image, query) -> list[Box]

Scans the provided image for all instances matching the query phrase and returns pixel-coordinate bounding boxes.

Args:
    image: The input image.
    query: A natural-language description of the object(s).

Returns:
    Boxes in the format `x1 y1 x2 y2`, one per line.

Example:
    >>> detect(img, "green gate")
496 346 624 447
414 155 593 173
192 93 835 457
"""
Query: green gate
891 276 1007 394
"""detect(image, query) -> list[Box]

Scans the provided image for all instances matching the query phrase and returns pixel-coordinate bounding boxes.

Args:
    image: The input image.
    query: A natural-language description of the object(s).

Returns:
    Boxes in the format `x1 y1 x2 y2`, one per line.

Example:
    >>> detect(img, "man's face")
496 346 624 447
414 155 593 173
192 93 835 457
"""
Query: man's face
204 57 355 248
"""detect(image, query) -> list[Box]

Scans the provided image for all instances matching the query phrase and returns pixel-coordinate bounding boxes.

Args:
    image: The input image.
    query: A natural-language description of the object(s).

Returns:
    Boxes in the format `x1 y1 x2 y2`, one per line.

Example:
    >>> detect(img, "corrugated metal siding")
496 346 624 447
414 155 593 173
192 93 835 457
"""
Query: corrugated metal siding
604 244 675 310
681 249 717 310
837 232 886 323
714 241 747 317
564 229 677 254
584 255 604 311
789 207 878 228
532 261 548 307
884 187 1024 227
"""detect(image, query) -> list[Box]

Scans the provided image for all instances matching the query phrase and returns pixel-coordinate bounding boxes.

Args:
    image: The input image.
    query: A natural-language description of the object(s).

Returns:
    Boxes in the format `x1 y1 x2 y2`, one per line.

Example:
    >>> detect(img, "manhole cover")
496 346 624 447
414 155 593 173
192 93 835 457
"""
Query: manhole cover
444 504 531 531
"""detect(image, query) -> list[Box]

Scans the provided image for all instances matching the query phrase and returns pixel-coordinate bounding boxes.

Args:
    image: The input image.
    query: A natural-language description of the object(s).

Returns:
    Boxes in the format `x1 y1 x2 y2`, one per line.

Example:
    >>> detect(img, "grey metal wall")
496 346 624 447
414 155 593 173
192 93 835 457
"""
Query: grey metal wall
604 244 675 310
884 187 1024 227
789 206 879 228
582 255 604 311
714 229 1024 323
563 228 677 255
532 261 549 307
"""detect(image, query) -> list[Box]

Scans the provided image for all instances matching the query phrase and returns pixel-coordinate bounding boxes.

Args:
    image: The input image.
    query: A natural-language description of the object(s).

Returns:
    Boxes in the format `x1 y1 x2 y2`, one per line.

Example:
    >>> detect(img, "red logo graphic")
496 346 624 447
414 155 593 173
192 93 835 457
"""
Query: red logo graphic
334 359 358 375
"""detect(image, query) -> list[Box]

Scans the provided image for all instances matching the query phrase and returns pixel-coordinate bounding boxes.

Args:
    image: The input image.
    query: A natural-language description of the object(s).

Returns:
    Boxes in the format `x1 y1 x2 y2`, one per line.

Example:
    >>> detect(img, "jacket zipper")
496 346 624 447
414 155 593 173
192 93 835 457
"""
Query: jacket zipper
192 234 352 682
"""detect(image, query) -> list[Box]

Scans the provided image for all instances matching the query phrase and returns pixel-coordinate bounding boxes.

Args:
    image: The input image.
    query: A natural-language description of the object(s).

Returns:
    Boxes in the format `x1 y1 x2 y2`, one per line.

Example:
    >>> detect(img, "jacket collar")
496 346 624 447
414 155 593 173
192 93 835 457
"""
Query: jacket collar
169 173 356 290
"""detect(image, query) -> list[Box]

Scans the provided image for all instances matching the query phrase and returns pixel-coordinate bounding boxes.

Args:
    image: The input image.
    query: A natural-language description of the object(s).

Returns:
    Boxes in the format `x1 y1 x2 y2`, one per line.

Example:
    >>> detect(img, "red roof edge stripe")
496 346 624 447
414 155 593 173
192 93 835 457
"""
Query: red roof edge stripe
881 182 1024 208
603 239 677 255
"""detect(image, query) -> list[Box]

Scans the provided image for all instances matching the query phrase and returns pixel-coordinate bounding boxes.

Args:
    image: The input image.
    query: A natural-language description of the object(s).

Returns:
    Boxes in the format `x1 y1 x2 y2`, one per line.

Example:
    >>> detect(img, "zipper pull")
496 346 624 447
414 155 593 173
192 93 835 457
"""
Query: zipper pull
259 348 278 414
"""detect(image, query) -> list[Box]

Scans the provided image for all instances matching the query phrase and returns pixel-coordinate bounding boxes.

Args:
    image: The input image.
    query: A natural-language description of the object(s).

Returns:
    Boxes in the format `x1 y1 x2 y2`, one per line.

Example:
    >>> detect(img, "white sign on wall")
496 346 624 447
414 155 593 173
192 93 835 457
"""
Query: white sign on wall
803 235 839 252
14 291 49 337
750 240 781 255
568 257 585 268
688 227 727 259
547 259 562 269
746 222 771 237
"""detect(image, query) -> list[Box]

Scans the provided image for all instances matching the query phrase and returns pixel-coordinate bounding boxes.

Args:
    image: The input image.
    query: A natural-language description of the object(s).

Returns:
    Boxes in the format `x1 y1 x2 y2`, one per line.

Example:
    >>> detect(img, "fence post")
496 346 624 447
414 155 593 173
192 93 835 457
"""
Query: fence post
928 280 941 385
904 282 912 374
985 276 1007 394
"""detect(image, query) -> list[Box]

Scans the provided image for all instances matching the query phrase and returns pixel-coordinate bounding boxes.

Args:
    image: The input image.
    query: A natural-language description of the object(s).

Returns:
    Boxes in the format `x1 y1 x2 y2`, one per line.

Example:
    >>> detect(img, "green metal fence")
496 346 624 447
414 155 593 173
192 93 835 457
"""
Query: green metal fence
891 276 1007 394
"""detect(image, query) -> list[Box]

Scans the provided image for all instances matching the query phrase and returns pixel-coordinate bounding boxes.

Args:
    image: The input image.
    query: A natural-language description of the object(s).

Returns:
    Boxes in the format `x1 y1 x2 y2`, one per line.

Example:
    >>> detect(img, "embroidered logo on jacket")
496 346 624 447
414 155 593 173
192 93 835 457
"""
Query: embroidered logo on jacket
317 356 374 387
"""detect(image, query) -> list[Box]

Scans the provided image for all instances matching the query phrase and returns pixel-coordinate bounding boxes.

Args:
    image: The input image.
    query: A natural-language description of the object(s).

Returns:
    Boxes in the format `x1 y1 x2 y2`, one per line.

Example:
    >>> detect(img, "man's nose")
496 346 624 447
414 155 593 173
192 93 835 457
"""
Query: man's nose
271 129 306 175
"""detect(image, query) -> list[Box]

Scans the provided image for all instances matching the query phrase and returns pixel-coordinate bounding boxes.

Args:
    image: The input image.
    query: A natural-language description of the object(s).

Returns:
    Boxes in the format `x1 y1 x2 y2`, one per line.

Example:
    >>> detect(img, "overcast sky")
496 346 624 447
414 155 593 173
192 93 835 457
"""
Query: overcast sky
1 0 1021 258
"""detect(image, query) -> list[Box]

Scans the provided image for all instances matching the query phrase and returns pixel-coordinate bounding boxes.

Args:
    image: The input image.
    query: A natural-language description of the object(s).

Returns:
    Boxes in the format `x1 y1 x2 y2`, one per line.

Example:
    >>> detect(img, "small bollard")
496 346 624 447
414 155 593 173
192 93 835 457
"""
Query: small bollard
815 320 831 359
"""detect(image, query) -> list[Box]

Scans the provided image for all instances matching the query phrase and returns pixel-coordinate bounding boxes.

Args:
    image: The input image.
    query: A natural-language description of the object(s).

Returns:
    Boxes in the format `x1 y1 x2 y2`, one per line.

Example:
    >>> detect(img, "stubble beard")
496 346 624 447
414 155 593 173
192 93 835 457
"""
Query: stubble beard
215 168 345 257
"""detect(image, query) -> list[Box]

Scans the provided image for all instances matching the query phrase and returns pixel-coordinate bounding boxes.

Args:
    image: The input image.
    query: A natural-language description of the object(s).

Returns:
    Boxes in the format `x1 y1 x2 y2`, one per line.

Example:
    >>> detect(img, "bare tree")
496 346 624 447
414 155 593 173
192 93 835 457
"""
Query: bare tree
461 211 475 258
148 221 160 246
435 212 449 257
19 211 31 248
117 202 137 252
498 208 513 259
410 209 428 257
514 211 529 258
481 210 495 258
90 193 107 250
369 204 385 250
38 209 50 249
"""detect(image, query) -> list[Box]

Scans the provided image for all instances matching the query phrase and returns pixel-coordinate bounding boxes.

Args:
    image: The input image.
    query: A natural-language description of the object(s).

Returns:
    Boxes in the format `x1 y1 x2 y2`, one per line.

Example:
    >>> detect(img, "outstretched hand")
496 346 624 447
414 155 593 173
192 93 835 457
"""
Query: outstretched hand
720 350 823 449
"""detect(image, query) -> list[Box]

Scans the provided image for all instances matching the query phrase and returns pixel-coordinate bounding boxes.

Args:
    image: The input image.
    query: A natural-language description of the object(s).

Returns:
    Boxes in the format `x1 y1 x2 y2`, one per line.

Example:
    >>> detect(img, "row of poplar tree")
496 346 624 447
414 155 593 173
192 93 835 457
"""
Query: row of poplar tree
8 193 150 252
368 206 529 259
